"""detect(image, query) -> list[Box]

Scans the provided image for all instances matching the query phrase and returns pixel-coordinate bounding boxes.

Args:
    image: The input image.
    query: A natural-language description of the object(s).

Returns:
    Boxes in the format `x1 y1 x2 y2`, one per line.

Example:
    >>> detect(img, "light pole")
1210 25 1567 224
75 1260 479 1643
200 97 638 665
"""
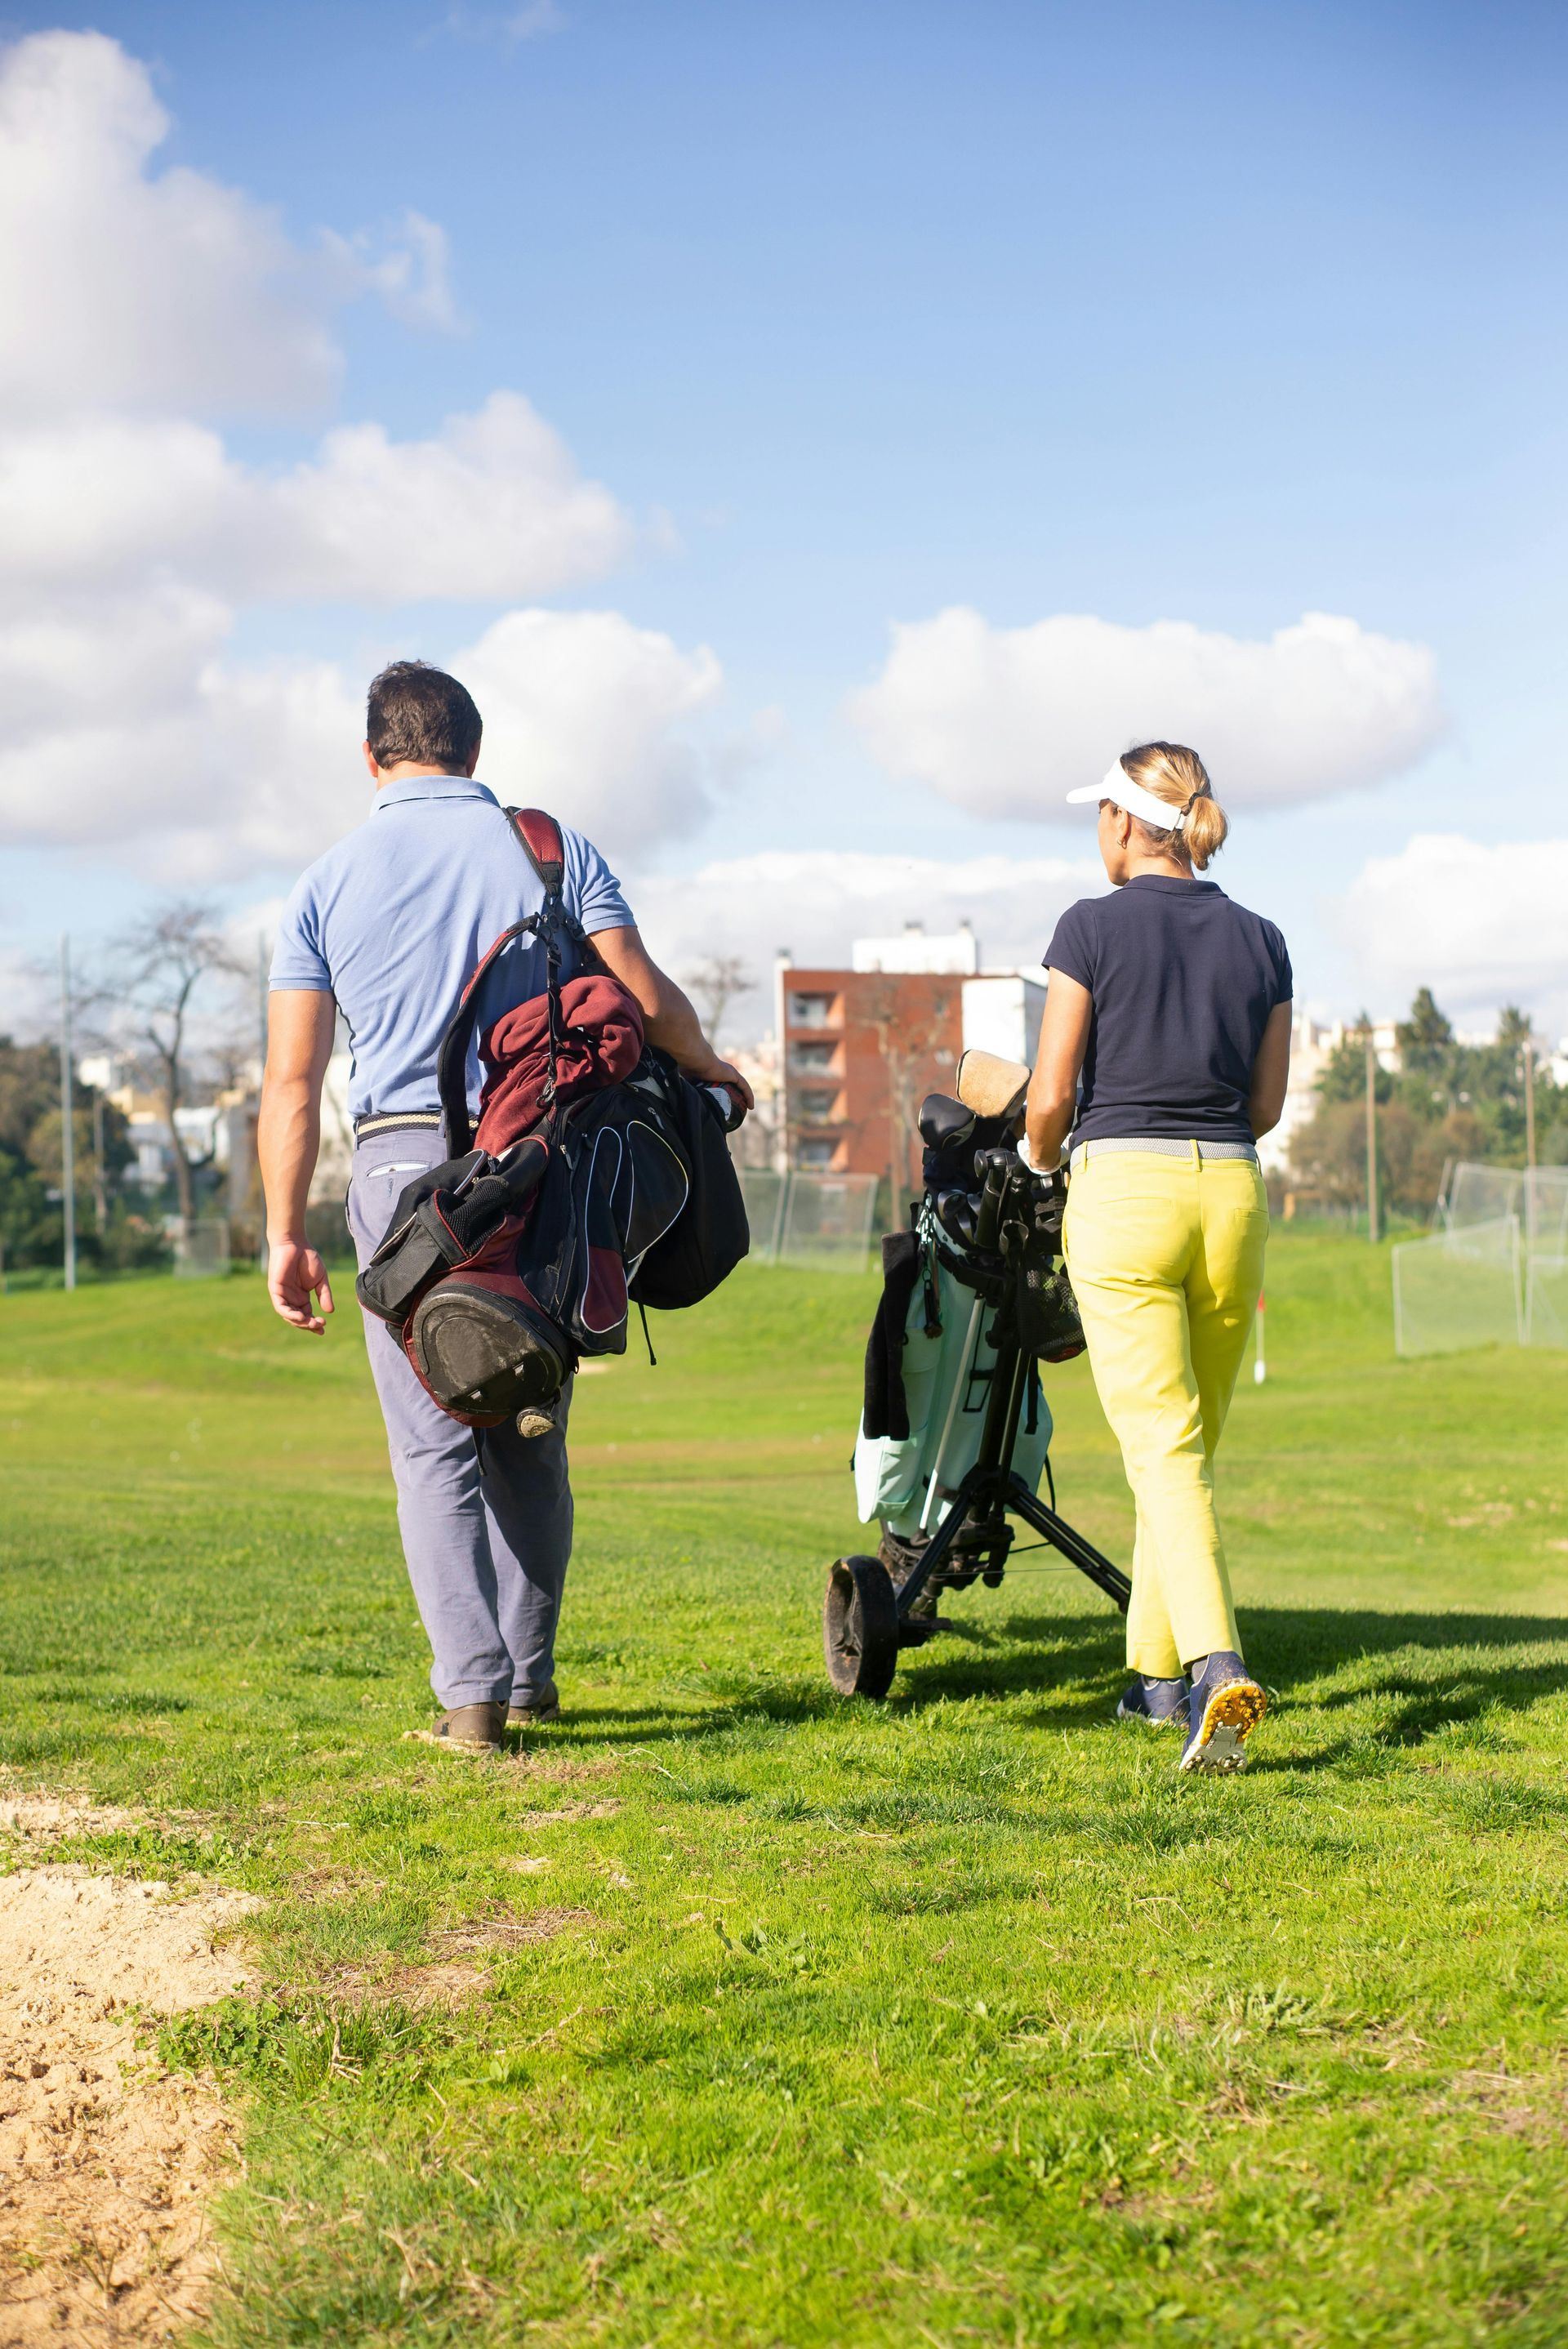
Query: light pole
1524 1036 1537 1255
58 934 77 1291
1364 1026 1380 1246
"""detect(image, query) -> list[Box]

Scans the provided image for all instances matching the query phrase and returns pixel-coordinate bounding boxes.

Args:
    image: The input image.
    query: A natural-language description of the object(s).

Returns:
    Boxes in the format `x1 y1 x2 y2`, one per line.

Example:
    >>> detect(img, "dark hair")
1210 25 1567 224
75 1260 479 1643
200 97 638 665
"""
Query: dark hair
366 661 483 773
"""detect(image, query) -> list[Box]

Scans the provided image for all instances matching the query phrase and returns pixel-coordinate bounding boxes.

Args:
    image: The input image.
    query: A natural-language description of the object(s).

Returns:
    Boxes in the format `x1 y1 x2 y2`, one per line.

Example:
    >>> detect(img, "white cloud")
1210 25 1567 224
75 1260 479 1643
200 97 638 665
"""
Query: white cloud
457 609 723 854
625 848 1104 1030
0 397 630 608
1339 834 1568 1026
850 608 1446 817
320 209 458 335
0 30 697 886
0 603 723 884
0 31 457 422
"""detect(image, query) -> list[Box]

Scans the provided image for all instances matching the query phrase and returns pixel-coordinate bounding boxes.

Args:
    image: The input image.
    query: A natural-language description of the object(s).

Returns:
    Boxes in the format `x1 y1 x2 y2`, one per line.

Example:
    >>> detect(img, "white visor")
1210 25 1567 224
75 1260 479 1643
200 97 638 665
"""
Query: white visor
1066 762 1187 832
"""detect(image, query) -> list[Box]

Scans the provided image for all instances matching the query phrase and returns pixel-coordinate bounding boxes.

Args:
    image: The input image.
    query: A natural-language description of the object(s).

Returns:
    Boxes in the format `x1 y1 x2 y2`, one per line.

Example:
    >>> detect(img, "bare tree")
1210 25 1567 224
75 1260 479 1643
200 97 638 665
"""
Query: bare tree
863 975 960 1206
684 955 754 1050
114 902 241 1226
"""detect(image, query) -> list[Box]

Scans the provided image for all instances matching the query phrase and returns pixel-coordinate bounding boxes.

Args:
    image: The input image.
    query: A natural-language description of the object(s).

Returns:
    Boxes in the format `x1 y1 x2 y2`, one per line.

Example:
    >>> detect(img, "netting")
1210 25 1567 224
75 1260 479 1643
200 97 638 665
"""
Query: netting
737 1170 879 1269
735 1170 788 1259
174 1219 232 1280
779 1172 879 1267
1522 1170 1568 1257
1392 1215 1521 1357
1446 1163 1522 1229
1526 1255 1568 1349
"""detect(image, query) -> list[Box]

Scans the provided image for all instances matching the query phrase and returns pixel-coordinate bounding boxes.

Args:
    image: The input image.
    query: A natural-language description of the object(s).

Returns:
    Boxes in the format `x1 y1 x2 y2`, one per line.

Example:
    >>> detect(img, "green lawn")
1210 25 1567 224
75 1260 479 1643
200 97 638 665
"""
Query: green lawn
2 1235 1567 2347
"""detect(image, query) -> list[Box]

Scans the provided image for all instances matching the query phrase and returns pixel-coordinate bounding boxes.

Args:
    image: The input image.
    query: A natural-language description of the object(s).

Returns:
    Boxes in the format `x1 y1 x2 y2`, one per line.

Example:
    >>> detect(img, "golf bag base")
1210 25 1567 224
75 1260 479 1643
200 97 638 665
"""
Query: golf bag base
406 1274 572 1426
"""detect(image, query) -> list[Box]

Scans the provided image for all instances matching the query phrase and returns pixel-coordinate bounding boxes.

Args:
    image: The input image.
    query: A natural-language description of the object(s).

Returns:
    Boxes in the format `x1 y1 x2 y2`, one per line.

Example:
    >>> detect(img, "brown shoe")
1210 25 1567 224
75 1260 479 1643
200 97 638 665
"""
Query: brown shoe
507 1682 560 1728
403 1701 508 1753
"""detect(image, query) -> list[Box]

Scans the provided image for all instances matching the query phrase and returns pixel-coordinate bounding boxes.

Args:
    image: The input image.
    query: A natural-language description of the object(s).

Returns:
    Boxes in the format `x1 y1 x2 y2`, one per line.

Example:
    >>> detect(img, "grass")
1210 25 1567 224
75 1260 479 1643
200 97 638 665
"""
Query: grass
2 1233 1567 2346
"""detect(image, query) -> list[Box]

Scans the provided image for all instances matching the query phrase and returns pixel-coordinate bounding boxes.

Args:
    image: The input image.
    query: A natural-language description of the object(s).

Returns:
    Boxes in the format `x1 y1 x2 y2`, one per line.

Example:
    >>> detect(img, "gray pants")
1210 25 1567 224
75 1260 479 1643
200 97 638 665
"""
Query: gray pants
347 1125 572 1709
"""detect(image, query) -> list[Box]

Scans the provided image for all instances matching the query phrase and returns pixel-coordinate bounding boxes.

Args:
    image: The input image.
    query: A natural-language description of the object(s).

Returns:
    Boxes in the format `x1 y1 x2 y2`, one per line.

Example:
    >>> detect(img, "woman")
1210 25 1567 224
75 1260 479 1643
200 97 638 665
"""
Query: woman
1025 742 1292 1774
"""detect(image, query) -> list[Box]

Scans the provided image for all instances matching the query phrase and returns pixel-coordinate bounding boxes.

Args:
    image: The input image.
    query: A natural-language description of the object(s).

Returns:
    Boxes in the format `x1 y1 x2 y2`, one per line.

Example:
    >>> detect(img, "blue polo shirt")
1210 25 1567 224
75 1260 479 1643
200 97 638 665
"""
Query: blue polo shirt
1044 876 1292 1148
270 773 635 1118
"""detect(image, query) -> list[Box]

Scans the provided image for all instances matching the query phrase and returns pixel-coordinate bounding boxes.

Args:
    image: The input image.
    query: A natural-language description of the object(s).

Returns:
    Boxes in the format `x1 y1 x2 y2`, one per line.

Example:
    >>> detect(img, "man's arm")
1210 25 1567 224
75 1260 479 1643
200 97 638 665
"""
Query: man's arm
1025 971 1093 1170
258 989 339 1333
589 925 755 1111
1248 1000 1293 1139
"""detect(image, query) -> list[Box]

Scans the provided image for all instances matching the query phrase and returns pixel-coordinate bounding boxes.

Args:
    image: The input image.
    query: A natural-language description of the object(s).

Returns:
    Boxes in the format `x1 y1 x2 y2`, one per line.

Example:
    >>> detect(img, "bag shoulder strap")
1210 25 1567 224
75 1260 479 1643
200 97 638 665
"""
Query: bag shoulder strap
435 809 584 1155
437 918 541 1156
506 807 566 894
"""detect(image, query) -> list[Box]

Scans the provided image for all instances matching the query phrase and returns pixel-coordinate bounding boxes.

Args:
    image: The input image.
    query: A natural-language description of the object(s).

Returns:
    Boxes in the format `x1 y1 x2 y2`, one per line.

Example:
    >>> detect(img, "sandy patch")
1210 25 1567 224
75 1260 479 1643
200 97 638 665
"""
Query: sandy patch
514 1801 621 1830
0 1865 259 2344
0 1794 148 1843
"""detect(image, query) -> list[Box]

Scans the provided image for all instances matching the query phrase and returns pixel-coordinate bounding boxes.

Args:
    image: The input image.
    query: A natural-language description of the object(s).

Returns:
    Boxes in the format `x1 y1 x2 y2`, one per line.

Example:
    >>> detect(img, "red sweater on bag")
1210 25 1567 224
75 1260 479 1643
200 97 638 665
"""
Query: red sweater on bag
474 970 644 1153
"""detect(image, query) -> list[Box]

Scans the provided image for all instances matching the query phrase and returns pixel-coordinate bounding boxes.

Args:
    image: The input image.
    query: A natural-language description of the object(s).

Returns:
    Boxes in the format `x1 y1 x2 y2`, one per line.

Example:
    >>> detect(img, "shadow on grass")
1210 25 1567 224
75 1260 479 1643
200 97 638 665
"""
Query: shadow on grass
890 1606 1568 1744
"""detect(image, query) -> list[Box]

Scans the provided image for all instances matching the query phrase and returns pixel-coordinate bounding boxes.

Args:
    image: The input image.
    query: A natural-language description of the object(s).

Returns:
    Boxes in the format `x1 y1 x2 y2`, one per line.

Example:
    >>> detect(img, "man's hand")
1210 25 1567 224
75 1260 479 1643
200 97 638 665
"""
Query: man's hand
267 1237 336 1335
588 926 755 1112
680 1050 755 1113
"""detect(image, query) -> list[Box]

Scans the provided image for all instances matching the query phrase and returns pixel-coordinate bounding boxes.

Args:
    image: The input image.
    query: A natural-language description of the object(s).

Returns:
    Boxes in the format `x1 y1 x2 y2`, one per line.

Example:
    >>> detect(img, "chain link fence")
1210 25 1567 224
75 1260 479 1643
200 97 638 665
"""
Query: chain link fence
737 1169 879 1270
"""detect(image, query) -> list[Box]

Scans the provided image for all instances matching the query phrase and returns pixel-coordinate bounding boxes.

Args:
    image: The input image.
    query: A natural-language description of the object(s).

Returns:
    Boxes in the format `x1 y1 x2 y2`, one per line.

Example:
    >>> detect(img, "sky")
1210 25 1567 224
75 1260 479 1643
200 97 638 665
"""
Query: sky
0 0 1564 1043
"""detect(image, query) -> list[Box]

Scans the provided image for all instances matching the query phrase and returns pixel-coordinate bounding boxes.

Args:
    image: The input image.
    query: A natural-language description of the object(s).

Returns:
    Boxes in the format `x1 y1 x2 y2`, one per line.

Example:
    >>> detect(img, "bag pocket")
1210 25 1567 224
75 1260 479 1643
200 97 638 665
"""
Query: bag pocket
356 1141 547 1333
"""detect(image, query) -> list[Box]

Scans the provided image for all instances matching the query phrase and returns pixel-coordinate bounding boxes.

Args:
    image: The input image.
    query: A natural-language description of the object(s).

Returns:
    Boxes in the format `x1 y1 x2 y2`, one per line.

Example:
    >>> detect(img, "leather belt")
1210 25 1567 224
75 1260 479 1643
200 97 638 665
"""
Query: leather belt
352 1109 444 1140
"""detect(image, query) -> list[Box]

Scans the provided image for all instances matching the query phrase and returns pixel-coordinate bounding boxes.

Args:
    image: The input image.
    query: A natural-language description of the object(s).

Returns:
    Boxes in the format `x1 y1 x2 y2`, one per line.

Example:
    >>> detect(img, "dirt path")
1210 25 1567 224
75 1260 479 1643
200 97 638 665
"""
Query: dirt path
0 1799 257 2344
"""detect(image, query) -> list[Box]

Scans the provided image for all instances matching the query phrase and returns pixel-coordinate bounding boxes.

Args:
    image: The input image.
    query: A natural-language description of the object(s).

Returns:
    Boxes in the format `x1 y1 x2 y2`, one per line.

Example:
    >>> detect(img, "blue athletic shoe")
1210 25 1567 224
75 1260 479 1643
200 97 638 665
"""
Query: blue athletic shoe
1179 1651 1267 1775
1116 1674 1191 1729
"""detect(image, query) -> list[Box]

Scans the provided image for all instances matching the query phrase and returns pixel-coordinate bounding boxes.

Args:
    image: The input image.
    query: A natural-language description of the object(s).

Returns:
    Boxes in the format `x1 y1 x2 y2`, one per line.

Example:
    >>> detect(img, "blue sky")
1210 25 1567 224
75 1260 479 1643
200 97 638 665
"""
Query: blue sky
2 0 1564 1034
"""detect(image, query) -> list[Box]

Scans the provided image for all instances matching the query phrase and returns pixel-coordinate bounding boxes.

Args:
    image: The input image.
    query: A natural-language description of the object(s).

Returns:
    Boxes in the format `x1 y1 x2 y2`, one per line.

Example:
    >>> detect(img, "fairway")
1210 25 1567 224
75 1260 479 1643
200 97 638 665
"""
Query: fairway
2 1234 1567 2347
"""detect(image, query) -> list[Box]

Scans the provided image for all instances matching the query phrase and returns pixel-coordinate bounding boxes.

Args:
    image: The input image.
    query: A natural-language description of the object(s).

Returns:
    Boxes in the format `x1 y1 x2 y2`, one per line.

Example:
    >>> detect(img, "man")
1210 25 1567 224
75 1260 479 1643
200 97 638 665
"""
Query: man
259 660 751 1755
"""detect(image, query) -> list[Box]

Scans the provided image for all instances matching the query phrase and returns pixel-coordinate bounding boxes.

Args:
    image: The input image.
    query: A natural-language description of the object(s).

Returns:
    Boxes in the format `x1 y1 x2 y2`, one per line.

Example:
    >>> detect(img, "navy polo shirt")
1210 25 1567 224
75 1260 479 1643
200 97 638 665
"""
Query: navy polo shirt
270 773 635 1117
1044 877 1293 1148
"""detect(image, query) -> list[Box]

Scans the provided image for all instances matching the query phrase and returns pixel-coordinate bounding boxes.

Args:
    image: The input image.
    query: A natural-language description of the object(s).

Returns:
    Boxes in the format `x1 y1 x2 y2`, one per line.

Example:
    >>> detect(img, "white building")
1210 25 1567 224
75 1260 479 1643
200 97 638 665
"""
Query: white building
851 921 981 976
960 974 1048 1068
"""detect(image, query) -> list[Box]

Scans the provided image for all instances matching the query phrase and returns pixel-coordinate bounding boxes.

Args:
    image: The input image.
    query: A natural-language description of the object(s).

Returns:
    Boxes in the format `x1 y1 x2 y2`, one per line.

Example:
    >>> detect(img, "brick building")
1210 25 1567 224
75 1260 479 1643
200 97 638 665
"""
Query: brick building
774 925 1047 1193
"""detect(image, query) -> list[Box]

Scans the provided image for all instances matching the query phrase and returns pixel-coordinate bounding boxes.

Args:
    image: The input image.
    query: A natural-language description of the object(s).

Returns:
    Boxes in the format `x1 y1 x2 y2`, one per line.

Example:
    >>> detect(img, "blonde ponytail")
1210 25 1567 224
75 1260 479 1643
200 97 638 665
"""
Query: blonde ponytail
1116 742 1228 871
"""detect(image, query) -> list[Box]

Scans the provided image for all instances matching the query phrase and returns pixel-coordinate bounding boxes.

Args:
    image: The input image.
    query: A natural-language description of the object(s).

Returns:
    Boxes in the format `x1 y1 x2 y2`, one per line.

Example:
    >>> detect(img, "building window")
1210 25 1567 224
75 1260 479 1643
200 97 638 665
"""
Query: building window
789 992 836 1029
791 1039 837 1072
798 1088 838 1123
795 1138 836 1169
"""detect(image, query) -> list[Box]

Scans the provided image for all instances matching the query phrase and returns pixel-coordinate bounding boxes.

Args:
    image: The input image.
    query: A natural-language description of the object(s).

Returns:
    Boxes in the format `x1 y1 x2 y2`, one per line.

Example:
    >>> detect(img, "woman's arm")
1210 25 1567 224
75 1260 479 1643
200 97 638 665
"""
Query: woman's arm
1248 1000 1294 1139
1025 971 1093 1170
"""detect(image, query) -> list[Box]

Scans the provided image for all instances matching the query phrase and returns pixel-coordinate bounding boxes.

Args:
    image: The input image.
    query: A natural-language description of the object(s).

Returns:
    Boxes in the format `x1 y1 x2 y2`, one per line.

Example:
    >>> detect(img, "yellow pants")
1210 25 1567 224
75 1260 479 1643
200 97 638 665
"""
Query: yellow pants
1062 1146 1268 1678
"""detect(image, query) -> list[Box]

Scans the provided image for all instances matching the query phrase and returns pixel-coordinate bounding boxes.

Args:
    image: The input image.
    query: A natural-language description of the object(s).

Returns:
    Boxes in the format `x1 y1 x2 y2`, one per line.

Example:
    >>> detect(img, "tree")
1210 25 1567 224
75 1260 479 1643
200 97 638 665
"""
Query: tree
1495 1005 1534 1057
684 956 754 1050
1317 1015 1392 1106
114 902 240 1226
0 1037 132 1270
1395 987 1454 1080
862 974 961 1206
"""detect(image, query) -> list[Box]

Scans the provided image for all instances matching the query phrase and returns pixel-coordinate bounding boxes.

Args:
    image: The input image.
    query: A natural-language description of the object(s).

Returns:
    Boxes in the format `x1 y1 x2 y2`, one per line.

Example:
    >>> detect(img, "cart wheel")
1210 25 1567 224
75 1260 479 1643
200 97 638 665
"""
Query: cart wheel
823 1555 899 1700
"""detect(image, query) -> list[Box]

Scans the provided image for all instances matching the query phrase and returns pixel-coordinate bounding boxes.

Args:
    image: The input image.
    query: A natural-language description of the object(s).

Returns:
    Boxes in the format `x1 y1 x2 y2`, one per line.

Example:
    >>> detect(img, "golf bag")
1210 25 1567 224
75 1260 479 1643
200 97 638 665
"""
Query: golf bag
855 1086 1084 1540
826 1060 1127 1700
355 808 749 1429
